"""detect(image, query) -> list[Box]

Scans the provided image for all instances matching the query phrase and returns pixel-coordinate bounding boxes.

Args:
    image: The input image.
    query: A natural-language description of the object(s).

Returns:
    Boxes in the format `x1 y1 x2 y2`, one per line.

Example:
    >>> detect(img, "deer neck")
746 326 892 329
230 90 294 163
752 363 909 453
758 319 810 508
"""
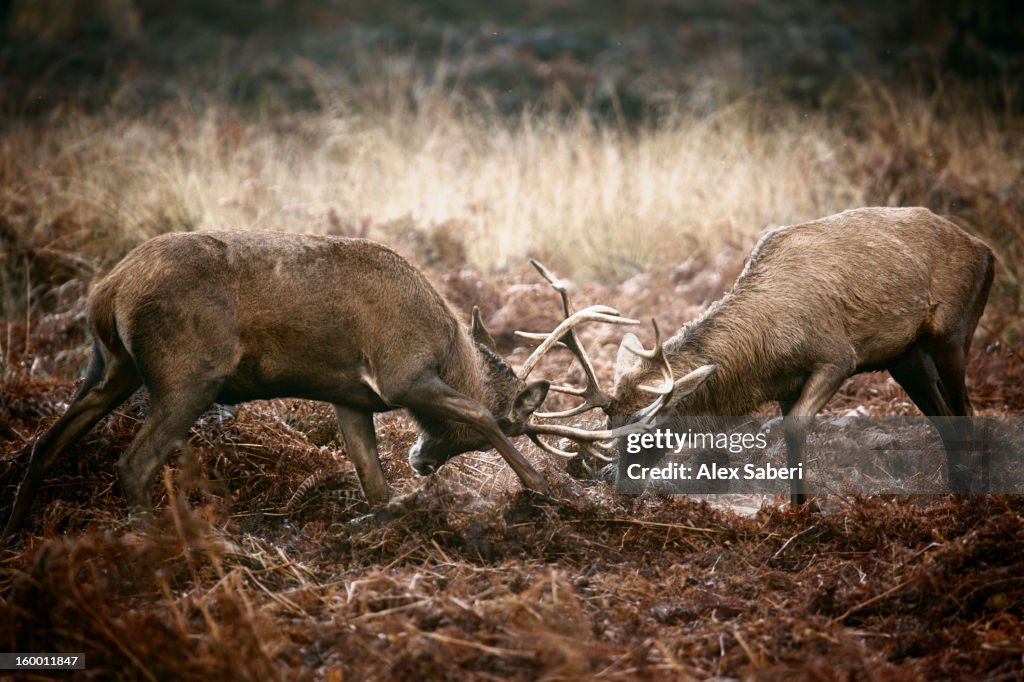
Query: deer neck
446 327 499 405
664 294 779 416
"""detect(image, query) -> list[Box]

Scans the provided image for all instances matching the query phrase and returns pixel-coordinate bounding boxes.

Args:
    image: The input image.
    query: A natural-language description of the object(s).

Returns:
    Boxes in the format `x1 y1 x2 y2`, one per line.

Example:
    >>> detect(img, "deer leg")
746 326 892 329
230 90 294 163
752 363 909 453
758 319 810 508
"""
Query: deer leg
889 344 973 493
923 338 971 416
333 405 389 507
926 337 984 491
783 365 850 504
3 347 141 538
117 384 221 510
395 375 552 496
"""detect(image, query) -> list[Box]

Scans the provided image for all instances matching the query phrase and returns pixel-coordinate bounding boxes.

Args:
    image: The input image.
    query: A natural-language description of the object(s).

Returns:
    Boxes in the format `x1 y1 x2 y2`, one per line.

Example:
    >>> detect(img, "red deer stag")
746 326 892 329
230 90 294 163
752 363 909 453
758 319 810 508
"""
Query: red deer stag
523 207 995 503
2 231 636 538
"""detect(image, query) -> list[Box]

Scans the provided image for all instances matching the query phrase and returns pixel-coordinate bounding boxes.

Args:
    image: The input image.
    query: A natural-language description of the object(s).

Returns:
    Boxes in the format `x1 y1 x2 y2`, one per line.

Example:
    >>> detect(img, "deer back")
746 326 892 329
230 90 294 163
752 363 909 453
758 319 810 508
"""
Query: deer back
86 231 484 405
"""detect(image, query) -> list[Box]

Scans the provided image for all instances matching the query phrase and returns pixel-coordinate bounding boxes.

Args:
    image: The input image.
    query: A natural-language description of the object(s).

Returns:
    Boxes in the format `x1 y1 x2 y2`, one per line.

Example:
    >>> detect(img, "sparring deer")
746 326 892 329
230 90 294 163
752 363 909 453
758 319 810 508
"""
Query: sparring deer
3 231 637 538
523 207 995 503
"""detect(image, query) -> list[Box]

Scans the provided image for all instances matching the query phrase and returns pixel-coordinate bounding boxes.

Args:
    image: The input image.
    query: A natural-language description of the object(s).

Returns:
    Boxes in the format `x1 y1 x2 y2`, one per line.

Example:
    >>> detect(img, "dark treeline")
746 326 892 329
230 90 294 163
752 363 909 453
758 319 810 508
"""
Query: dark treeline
1 0 1021 119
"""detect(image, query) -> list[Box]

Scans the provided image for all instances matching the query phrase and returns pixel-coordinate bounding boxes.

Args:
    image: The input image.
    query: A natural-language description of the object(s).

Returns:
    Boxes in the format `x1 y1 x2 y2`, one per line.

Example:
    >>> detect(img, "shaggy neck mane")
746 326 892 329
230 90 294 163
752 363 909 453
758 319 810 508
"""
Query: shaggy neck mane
661 286 790 417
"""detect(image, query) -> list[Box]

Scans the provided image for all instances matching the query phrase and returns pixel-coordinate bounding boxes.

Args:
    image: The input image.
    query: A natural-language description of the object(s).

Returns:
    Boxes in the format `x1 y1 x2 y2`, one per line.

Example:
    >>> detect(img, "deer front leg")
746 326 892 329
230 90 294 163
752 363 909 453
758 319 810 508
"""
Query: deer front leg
333 405 390 507
782 364 850 505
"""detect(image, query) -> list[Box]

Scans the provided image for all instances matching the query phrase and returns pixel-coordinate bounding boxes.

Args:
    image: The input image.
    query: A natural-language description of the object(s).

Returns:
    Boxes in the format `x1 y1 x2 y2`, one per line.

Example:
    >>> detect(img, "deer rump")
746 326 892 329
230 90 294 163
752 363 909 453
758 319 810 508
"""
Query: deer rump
3 231 554 538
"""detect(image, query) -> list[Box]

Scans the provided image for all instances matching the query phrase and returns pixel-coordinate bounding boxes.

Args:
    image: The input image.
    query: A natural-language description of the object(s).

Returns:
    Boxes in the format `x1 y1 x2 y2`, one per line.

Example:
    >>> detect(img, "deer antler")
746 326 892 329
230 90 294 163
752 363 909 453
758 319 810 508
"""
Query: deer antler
516 260 638 417
517 304 637 382
623 319 676 419
528 433 607 460
525 421 648 462
517 261 675 460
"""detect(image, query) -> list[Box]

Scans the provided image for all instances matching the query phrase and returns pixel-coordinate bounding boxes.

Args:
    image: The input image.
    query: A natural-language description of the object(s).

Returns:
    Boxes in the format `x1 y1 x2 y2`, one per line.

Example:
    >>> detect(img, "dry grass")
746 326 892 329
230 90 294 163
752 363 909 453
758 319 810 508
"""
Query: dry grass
4 78 1023 380
3 76 1021 290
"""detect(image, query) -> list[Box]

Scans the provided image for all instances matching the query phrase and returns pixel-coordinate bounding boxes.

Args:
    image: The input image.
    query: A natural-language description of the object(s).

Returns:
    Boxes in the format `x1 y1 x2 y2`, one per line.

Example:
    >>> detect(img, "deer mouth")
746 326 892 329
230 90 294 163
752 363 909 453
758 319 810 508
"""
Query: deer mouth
410 461 436 476
409 434 489 476
408 438 443 476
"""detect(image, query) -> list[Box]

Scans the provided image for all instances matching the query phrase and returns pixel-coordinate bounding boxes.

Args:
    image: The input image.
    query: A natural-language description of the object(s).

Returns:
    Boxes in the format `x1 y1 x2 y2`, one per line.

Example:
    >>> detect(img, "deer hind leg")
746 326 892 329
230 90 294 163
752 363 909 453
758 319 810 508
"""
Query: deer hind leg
924 336 971 416
928 335 985 491
116 382 222 510
3 342 141 539
889 342 974 493
783 364 851 505
333 405 389 507
908 249 992 491
926 244 992 413
394 374 552 496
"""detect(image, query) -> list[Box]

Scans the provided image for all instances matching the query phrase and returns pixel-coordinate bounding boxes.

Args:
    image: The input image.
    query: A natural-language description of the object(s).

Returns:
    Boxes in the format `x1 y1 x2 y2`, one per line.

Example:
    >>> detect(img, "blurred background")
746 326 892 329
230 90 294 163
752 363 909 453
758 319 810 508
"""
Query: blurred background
3 1 1022 113
1 0 1022 370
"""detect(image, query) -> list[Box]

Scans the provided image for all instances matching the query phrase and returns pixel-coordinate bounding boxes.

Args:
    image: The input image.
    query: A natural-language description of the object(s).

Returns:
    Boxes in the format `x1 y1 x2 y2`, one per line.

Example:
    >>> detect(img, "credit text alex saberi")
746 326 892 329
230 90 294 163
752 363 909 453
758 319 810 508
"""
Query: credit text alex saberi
623 428 804 481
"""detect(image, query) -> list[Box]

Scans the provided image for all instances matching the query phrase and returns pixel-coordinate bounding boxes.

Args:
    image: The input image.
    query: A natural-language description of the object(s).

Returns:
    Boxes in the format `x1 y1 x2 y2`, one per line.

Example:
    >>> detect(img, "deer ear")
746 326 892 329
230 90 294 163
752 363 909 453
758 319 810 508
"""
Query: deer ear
471 306 498 351
665 364 717 410
613 333 646 385
509 380 550 423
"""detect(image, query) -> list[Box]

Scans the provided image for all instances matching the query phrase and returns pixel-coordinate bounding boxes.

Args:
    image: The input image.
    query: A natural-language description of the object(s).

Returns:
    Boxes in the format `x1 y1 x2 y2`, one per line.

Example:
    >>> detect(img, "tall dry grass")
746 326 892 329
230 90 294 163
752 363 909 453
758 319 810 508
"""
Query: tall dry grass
1 102 860 277
1 77 1022 318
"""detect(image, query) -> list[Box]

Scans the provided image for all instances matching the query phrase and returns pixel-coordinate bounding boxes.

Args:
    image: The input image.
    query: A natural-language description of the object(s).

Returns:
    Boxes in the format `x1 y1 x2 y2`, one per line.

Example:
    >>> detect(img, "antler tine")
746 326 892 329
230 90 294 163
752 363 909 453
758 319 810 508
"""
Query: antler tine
517 260 636 416
528 433 579 459
526 420 648 442
535 401 597 419
627 319 675 397
527 433 618 462
578 441 616 462
526 261 600 384
622 318 662 359
529 259 572 315
517 306 639 379
515 331 557 341
547 384 587 397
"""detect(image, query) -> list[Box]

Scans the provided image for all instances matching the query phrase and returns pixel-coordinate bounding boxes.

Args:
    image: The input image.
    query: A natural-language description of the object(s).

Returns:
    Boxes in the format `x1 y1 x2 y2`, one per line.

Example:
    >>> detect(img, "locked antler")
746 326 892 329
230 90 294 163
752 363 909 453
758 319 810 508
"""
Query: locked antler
516 260 673 459
516 260 637 417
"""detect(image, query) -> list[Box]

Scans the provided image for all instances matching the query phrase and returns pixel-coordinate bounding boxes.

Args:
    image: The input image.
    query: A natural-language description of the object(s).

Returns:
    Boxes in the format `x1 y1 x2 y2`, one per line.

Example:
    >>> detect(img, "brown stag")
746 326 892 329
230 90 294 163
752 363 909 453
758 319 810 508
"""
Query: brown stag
3 231 638 538
523 207 995 503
